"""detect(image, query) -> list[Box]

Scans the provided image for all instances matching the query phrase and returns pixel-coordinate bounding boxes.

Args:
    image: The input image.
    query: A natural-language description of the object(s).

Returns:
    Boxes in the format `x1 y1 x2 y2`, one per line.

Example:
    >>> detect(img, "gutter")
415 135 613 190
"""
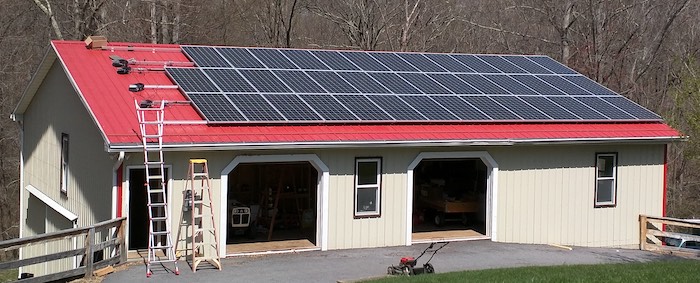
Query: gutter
106 136 683 153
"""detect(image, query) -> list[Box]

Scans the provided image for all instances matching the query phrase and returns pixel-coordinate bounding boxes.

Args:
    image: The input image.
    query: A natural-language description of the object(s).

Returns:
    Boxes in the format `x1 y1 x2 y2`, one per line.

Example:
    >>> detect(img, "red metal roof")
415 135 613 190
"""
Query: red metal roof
50 40 681 149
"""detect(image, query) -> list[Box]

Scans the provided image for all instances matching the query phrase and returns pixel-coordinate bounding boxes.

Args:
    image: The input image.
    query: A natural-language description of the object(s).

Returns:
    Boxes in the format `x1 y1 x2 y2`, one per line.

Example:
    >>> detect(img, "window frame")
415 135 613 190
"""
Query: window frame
60 133 69 195
354 157 382 218
594 152 617 208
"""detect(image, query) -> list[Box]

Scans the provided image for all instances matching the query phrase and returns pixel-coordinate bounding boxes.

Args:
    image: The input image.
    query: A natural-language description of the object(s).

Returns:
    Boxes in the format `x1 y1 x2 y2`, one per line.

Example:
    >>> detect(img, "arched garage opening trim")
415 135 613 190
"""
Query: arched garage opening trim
406 151 499 245
220 154 330 256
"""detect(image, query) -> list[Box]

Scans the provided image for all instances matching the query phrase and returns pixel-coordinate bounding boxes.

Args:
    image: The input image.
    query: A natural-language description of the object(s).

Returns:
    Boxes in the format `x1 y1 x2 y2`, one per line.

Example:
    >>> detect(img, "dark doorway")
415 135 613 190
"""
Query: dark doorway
226 162 318 253
128 168 169 250
412 159 488 239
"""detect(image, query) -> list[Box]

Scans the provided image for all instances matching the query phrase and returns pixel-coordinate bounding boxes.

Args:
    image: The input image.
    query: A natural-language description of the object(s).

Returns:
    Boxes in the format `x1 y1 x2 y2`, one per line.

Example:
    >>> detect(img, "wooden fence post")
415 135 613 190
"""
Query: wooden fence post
639 215 647 251
85 227 95 278
118 219 127 264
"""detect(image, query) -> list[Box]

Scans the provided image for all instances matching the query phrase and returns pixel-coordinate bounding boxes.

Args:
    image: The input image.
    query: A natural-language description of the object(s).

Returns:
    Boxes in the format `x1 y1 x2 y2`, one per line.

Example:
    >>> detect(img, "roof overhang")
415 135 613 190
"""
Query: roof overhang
11 45 57 121
106 135 683 153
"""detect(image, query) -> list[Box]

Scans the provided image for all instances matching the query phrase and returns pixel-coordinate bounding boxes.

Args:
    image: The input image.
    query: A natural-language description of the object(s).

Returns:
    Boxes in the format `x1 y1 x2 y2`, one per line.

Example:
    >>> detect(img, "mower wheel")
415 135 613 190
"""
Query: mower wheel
402 266 412 276
424 263 435 274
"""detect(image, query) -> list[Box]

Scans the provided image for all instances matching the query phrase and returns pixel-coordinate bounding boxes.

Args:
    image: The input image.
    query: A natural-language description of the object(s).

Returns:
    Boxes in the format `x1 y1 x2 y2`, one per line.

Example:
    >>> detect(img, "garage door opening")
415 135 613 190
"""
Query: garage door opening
412 158 488 242
226 162 318 254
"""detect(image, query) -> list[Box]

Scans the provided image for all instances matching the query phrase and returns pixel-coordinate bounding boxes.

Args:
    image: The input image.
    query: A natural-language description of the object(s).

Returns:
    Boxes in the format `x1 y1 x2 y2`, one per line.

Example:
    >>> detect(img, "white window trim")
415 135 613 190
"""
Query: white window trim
595 153 617 207
354 158 381 217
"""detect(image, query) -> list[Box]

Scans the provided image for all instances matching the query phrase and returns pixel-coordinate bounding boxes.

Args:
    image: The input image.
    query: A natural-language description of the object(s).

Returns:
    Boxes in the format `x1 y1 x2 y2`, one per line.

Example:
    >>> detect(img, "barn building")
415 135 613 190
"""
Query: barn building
11 38 680 275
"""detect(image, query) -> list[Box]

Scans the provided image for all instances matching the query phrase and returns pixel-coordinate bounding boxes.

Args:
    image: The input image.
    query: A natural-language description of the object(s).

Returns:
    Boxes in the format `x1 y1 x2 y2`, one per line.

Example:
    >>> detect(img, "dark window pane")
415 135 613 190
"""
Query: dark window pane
357 161 378 185
356 188 378 213
596 180 614 203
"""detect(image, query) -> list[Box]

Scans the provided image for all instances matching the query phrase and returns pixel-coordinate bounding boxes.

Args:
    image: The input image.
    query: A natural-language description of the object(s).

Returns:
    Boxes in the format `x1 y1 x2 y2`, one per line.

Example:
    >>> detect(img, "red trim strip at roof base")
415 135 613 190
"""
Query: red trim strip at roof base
49 40 682 149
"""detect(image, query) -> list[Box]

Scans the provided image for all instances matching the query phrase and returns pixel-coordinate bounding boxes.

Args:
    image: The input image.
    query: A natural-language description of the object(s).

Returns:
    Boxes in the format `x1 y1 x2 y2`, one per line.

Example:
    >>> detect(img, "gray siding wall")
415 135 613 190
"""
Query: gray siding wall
20 62 114 275
120 144 663 253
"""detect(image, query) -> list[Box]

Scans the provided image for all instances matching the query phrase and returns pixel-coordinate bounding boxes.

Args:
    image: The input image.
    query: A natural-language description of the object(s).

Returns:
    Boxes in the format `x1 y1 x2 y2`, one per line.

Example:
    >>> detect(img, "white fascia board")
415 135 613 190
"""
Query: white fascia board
106 136 681 153
25 185 78 222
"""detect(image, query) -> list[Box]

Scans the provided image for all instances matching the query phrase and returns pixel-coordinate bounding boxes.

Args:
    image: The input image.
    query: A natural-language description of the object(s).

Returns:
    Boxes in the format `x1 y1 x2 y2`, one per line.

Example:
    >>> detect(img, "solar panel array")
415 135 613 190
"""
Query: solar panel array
165 45 661 123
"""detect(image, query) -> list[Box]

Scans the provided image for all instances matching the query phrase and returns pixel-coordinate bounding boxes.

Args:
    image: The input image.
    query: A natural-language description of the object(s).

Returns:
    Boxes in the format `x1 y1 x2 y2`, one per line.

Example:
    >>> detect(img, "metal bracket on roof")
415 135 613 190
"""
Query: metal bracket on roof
129 83 179 92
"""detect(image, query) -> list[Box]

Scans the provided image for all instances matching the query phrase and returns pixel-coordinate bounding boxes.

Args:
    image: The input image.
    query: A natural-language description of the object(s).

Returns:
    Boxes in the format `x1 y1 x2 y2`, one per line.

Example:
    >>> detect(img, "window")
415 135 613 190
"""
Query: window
355 158 381 217
60 133 69 195
595 153 617 207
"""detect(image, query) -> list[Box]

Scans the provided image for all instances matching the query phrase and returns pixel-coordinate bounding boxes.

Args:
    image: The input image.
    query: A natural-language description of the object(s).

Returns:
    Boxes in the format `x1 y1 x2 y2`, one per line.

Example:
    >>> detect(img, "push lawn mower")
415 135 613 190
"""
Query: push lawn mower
387 242 449 276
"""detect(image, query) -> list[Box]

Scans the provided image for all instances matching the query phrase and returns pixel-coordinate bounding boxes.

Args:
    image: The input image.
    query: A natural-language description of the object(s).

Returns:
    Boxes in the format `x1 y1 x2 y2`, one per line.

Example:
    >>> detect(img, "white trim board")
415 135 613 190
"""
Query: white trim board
25 185 78 222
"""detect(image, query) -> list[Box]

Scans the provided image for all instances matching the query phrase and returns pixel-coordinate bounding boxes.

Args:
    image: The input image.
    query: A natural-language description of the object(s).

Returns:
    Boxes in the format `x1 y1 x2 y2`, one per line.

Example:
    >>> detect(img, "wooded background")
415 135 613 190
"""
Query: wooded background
1 0 699 258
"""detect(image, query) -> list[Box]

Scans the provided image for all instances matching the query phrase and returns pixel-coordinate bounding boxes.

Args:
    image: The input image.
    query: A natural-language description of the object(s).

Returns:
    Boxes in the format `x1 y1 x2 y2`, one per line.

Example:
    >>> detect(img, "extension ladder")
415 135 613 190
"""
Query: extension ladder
185 159 222 272
135 100 179 277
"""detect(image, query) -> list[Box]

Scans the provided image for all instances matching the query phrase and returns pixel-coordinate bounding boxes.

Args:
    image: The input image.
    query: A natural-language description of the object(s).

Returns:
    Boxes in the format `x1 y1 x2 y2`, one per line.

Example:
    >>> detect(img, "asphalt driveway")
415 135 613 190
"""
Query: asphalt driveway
103 240 684 283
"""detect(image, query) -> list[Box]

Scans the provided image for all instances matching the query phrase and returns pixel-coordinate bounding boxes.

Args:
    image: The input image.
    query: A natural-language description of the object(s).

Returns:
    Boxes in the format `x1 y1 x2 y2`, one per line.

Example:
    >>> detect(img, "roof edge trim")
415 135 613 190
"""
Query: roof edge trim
11 44 57 120
106 136 682 153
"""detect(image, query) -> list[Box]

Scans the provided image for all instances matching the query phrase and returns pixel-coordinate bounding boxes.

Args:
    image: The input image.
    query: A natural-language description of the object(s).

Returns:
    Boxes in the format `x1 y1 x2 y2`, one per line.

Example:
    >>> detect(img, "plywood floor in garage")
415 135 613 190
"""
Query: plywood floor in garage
226 239 317 255
412 229 487 242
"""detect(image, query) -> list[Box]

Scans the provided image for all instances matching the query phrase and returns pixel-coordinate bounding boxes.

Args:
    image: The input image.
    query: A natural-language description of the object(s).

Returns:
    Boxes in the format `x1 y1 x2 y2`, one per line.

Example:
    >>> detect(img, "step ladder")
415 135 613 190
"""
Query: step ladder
185 159 222 272
135 100 179 277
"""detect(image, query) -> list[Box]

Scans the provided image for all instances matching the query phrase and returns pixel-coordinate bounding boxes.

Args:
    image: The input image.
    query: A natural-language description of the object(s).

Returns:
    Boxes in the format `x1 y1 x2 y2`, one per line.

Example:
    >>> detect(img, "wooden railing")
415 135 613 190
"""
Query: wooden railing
639 215 700 256
0 217 127 283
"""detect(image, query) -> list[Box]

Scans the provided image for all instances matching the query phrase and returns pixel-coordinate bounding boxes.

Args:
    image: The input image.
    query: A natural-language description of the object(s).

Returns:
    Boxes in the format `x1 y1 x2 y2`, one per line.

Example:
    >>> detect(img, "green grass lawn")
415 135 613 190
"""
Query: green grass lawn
0 269 17 283
367 260 700 283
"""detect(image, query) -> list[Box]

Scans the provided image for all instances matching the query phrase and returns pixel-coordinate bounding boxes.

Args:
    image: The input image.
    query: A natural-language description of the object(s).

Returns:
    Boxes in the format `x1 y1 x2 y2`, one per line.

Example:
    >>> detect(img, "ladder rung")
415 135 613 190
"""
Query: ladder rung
145 161 164 165
192 173 209 177
151 216 168 221
148 175 164 180
149 189 165 193
141 121 163 125
150 244 173 249
151 231 170 236
149 203 167 207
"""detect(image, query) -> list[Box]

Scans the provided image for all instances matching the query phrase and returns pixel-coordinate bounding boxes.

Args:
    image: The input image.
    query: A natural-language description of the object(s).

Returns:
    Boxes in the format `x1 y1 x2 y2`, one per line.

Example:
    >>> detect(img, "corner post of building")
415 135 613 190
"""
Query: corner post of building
118 219 127 264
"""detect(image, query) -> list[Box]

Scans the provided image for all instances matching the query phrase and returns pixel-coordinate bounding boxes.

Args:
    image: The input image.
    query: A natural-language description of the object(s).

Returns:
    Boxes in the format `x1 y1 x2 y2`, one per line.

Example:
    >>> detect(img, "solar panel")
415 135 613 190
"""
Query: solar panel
204 69 256 92
398 73 451 94
431 96 490 120
451 55 500 73
300 94 358 121
529 56 577 74
367 95 426 120
456 74 508 94
307 71 359 93
227 94 284 121
477 55 526 73
273 70 326 93
370 73 422 94
280 49 329 70
340 52 390 71
174 46 662 124
396 53 446 72
520 96 578 120
334 95 393 120
537 75 591 95
182 46 230 67
565 76 616 95
462 96 520 120
428 74 480 94
483 75 537 95
217 48 265 68
369 52 418 72
263 94 322 121
338 72 390 93
310 51 360 70
576 97 635 119
548 96 607 120
492 96 549 120
424 54 474 72
502 56 553 74
188 93 245 121
511 75 565 95
401 95 459 120
602 97 660 120
249 48 298 69
239 70 291 93
167 68 219 92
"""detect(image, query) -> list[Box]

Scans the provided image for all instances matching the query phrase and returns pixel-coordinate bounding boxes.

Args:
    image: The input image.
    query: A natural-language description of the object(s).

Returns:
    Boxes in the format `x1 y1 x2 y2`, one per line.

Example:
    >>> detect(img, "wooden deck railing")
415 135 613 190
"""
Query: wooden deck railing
639 215 700 256
0 217 127 283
